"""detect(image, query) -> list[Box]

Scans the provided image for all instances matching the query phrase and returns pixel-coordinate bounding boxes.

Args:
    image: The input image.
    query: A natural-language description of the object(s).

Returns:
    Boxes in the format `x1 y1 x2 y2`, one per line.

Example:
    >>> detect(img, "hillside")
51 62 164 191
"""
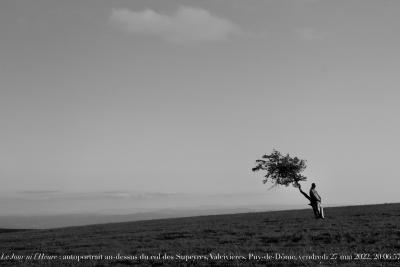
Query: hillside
0 203 399 266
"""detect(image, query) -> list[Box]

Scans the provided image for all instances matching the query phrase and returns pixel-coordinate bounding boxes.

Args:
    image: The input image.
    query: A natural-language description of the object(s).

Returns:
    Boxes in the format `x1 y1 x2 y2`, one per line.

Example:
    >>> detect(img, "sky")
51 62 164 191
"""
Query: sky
1 0 400 215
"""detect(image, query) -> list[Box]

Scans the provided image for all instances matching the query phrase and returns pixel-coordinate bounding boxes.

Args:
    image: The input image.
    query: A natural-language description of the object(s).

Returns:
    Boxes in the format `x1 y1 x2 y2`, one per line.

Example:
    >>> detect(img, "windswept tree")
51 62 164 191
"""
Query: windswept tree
252 150 307 189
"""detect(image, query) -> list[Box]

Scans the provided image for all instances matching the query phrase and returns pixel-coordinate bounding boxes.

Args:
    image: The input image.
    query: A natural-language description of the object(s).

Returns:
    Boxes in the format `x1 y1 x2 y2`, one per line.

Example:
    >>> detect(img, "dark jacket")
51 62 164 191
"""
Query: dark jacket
310 189 321 203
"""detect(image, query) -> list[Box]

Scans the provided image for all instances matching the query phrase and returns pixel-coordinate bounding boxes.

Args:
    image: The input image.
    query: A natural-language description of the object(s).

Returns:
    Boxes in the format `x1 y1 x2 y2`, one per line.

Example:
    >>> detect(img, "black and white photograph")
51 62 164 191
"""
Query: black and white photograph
1 0 400 266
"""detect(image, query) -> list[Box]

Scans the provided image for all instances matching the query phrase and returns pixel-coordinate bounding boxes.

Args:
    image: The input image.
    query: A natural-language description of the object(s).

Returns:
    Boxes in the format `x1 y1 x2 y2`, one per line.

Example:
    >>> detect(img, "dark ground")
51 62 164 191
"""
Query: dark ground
0 203 399 266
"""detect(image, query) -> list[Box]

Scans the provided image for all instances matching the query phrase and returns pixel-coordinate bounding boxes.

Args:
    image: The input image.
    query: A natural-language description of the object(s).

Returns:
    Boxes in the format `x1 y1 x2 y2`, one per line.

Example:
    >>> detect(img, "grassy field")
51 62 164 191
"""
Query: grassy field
0 203 399 266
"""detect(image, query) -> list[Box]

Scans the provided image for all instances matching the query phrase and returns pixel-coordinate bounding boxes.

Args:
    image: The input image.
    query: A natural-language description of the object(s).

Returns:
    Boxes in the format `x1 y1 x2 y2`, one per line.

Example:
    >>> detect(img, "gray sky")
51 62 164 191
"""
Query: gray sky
1 0 400 214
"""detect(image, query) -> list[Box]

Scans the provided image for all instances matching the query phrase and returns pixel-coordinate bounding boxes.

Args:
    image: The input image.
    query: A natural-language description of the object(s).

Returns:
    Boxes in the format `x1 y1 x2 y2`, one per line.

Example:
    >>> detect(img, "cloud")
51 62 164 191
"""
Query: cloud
295 27 325 41
109 6 241 43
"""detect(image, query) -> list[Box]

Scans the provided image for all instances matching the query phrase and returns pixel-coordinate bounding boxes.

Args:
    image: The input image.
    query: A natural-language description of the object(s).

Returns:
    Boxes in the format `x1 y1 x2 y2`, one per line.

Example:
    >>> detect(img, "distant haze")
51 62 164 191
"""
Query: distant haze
1 0 399 216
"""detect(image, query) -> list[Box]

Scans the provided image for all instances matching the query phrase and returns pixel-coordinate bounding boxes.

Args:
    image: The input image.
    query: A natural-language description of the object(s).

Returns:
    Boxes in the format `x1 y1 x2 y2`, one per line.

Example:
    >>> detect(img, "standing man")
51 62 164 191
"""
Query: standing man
298 183 324 219
309 183 323 219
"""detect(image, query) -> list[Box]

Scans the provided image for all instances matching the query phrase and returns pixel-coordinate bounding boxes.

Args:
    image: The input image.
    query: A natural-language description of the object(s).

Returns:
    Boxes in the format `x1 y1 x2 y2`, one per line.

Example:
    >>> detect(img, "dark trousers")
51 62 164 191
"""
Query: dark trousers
311 202 320 218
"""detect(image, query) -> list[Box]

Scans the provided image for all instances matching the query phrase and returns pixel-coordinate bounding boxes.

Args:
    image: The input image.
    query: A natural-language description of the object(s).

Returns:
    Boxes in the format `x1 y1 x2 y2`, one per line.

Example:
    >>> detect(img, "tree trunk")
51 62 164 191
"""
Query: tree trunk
299 189 311 202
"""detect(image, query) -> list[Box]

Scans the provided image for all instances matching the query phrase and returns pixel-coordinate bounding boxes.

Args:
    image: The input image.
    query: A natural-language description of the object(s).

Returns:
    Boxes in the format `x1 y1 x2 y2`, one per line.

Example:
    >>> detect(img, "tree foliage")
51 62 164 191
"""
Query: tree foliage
252 150 307 187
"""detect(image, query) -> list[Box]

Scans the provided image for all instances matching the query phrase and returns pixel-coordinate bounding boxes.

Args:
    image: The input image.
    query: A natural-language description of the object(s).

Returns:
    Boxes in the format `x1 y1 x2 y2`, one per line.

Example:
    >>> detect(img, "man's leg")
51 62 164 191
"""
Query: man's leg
319 205 324 219
312 203 320 218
